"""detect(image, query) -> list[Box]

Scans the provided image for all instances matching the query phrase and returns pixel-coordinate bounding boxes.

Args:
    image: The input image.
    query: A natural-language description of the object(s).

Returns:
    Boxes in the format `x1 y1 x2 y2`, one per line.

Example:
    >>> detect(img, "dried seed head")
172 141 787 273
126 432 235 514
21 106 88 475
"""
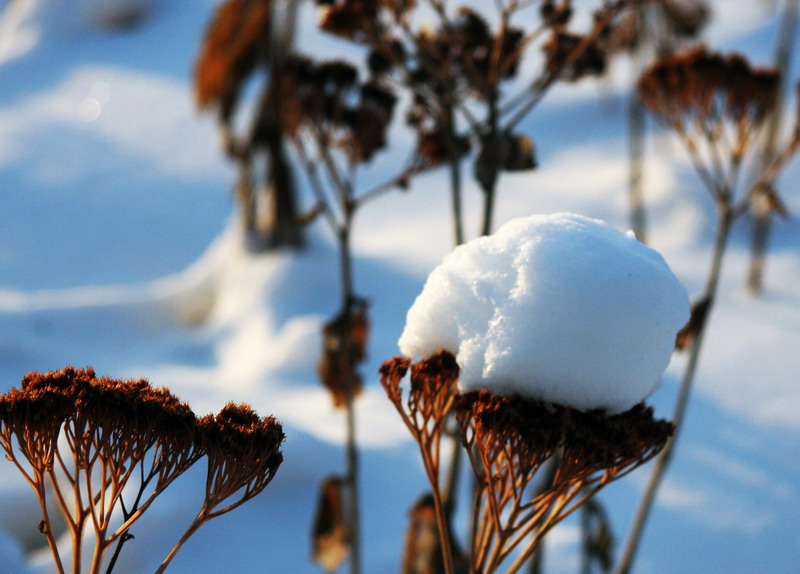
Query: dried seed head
457 390 673 482
543 31 607 82
318 0 381 41
540 0 574 28
198 402 284 506
638 46 780 128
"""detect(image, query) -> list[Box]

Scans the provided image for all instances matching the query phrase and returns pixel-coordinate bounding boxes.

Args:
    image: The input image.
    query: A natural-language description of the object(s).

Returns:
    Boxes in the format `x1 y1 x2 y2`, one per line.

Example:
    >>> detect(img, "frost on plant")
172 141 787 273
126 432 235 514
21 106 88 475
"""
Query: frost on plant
382 213 688 573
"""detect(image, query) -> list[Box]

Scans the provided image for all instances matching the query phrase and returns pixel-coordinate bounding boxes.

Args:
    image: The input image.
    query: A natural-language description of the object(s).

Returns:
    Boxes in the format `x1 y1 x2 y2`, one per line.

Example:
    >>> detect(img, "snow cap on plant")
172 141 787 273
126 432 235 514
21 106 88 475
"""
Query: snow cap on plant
398 213 690 413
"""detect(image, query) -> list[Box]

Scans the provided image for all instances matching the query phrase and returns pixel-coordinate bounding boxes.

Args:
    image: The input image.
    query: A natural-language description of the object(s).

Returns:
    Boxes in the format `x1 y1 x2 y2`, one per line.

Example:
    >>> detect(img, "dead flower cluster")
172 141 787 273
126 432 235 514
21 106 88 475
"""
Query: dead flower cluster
0 367 283 574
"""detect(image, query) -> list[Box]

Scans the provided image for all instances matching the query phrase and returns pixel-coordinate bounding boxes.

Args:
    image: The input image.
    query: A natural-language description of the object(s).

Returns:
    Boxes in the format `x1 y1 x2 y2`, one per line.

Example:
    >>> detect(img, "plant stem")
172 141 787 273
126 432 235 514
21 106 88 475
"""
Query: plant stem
627 69 648 243
339 200 361 574
156 510 208 574
747 0 798 293
613 203 734 574
422 446 456 574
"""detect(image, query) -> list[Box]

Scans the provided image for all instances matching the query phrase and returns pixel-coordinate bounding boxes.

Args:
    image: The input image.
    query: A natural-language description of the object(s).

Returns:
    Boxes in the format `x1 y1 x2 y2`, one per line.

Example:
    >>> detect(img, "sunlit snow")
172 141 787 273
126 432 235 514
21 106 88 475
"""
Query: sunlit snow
399 213 690 412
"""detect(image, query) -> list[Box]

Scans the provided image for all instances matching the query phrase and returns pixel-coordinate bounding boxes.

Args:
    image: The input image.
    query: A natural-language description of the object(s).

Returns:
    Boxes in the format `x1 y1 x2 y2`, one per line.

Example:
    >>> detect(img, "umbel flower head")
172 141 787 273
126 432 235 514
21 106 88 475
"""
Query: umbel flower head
0 367 284 574
383 213 686 572
197 402 284 510
381 351 672 573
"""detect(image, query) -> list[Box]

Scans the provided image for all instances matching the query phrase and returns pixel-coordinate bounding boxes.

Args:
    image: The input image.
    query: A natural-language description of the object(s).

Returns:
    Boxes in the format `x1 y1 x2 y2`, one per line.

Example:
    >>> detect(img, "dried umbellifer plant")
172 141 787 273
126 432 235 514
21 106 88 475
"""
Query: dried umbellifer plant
195 0 303 250
0 367 283 574
614 45 800 574
380 353 671 574
157 403 284 573
316 0 632 241
270 50 408 573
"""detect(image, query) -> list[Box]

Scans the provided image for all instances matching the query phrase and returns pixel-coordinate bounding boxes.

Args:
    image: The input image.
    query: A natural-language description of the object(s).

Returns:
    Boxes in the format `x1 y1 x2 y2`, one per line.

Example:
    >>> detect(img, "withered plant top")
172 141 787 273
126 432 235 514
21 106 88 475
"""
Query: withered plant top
638 45 780 135
457 390 673 479
197 402 285 508
0 367 197 460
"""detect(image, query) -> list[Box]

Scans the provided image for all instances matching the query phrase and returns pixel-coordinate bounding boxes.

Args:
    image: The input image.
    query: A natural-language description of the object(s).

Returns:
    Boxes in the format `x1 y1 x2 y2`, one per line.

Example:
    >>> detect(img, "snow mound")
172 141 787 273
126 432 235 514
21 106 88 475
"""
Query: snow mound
398 213 690 412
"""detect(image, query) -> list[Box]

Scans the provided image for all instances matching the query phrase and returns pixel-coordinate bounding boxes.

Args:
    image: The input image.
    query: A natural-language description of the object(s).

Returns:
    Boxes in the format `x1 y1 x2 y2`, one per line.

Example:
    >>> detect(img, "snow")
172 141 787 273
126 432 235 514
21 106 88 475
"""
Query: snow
0 1 799 573
399 213 690 412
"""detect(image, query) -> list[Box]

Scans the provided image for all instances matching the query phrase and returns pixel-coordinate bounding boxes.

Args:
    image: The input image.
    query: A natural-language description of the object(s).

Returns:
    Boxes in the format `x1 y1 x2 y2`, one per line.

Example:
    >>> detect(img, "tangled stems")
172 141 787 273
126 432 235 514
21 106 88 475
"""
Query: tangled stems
0 368 283 574
380 353 672 574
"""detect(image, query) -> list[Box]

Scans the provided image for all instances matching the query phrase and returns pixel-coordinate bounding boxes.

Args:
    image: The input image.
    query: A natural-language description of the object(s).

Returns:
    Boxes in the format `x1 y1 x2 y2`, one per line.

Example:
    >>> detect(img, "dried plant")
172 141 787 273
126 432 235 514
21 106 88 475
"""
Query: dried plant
613 45 800 574
599 0 710 241
157 402 284 572
457 391 670 574
312 476 351 573
319 299 369 409
0 367 283 574
381 351 461 574
747 0 799 293
380 353 671 574
316 0 632 241
195 0 303 250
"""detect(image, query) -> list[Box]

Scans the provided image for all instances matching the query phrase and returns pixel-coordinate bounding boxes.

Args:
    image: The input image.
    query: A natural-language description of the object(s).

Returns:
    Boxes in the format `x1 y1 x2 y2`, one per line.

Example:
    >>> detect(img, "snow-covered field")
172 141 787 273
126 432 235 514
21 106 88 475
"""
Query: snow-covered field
1 0 799 572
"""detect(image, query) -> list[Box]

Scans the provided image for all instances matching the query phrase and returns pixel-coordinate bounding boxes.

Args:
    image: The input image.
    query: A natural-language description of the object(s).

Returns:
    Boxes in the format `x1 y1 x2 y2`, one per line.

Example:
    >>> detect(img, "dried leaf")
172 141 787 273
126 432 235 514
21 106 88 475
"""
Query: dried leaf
543 30 607 82
474 133 537 191
402 495 445 574
660 0 710 38
312 476 350 573
318 302 369 408
415 128 470 168
194 0 272 120
675 296 711 350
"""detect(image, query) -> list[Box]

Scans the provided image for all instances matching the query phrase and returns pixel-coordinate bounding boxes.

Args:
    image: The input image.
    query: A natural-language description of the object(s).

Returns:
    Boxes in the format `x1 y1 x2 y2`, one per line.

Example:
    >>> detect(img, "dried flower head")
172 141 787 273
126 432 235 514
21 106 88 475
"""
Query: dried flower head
318 0 382 42
454 390 671 571
0 368 213 573
639 46 779 132
543 30 608 82
197 402 284 510
380 351 460 442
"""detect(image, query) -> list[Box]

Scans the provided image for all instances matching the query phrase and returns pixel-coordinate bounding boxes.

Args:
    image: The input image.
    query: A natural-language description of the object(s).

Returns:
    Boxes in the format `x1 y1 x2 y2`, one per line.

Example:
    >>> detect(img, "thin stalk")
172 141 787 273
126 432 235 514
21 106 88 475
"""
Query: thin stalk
445 103 465 246
627 64 648 242
155 509 208 574
339 201 362 574
480 95 500 237
613 203 734 574
35 478 66 574
421 444 457 574
748 0 798 293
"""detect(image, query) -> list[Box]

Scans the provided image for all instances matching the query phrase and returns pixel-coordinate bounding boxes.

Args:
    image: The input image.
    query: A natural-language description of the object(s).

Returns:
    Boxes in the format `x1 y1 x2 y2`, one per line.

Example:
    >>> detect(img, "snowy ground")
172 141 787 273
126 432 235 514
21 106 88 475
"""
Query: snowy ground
1 0 799 573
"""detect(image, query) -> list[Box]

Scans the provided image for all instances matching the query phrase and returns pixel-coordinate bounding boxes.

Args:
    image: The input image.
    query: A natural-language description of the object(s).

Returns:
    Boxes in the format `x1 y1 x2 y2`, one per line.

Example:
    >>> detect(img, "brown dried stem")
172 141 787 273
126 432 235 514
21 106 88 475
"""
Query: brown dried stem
456 392 672 574
615 45 800 574
380 352 461 574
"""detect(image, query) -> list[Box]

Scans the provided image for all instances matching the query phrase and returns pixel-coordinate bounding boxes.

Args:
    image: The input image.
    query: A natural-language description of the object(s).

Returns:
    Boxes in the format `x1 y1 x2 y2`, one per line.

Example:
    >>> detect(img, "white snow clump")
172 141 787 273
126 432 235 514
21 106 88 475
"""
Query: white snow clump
398 213 690 413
